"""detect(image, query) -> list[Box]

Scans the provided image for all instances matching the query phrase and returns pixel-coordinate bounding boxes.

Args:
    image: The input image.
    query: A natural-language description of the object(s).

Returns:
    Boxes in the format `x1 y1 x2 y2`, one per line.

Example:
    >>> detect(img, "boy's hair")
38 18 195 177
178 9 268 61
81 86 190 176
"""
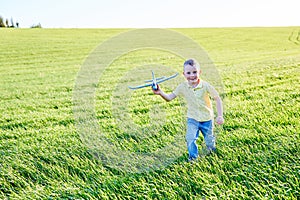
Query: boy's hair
183 58 200 71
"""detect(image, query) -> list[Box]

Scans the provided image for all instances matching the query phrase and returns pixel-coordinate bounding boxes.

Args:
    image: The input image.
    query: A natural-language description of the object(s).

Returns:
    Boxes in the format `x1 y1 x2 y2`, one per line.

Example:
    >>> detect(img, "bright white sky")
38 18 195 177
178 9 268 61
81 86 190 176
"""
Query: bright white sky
1 0 299 28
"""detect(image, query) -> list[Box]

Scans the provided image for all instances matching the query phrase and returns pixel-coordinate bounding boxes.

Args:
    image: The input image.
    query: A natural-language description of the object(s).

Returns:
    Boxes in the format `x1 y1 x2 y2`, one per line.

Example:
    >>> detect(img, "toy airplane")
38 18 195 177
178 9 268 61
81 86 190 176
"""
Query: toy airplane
128 70 178 90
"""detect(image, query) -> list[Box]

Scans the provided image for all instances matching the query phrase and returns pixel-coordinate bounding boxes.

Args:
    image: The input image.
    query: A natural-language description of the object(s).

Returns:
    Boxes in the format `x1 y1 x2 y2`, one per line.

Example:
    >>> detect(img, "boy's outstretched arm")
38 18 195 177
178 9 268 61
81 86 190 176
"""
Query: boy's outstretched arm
214 96 224 125
152 85 176 102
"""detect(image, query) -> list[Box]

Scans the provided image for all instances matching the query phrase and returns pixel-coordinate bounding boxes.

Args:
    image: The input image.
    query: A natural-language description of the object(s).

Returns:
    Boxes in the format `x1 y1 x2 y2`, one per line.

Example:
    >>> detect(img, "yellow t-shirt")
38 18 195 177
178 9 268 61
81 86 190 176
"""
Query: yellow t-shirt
173 80 219 122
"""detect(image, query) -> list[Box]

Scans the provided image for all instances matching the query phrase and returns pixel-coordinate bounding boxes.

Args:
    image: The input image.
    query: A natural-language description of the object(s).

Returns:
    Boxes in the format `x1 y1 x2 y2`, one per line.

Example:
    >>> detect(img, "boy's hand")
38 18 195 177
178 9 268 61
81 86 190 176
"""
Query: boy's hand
216 116 224 125
152 84 161 95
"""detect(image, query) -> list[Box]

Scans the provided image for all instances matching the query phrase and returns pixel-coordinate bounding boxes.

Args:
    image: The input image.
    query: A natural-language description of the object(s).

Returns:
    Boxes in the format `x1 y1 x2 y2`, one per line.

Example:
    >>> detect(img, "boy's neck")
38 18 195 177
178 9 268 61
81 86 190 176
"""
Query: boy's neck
188 79 200 88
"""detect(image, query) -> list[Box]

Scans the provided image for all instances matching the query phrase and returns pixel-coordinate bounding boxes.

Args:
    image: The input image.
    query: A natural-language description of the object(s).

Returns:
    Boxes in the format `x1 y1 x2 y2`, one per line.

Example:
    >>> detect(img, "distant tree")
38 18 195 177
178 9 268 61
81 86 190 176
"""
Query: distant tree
31 23 42 28
0 15 21 28
10 17 15 28
0 16 5 27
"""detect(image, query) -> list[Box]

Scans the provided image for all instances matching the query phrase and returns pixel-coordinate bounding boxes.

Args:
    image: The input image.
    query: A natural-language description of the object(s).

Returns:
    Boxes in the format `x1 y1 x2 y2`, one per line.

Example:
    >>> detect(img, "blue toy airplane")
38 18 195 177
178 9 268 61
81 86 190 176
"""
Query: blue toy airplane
128 70 178 90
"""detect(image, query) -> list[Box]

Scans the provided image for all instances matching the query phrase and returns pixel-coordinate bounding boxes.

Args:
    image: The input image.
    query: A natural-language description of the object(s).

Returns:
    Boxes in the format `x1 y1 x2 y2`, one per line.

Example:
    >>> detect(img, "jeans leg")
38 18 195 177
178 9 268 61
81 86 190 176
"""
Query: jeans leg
186 118 200 159
199 120 216 150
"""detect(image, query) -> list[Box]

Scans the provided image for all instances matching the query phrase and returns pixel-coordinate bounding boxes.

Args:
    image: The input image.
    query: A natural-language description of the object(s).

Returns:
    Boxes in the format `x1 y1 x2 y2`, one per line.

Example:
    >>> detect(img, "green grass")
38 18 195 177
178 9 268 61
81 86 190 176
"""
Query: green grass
0 27 299 199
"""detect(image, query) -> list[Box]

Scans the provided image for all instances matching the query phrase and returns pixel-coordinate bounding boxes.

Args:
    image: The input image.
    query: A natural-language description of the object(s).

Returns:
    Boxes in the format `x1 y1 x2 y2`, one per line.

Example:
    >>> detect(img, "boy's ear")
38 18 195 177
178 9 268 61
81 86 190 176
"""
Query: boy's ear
199 69 202 74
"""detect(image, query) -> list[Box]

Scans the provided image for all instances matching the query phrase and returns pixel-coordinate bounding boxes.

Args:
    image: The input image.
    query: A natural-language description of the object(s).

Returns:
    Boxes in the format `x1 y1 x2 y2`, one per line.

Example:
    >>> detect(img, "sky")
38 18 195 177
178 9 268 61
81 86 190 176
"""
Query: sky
1 0 299 28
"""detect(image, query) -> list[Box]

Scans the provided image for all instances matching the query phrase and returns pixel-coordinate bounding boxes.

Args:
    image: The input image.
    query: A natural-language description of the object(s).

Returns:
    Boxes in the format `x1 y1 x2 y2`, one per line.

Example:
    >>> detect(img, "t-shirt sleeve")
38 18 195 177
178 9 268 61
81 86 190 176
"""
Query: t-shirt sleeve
207 83 219 98
173 83 182 97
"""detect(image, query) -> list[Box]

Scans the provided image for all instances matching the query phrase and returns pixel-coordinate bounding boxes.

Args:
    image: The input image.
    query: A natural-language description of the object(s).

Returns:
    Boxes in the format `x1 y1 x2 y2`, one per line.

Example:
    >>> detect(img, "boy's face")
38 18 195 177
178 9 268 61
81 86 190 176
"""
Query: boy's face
183 65 201 85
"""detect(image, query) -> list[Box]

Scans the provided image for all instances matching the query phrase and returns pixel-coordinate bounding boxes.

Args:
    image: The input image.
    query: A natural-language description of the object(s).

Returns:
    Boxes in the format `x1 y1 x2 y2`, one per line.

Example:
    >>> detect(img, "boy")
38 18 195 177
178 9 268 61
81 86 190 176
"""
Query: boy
153 59 224 161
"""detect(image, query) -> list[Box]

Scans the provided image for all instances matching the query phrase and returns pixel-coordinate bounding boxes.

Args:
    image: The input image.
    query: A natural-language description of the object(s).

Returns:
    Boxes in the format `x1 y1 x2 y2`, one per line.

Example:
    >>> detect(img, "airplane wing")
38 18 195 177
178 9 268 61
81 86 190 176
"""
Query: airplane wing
128 72 178 90
144 76 166 83
156 73 178 84
128 82 153 90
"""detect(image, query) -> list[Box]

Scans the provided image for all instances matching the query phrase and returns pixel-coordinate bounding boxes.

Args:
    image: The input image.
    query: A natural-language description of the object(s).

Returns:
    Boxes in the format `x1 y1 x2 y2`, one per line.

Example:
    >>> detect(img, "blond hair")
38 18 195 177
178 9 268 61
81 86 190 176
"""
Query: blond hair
183 59 200 71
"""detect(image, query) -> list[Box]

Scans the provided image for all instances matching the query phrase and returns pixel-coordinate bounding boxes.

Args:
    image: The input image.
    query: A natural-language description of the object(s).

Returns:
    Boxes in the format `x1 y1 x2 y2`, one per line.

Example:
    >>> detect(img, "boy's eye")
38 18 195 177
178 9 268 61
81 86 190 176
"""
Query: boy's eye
193 71 197 74
187 72 191 75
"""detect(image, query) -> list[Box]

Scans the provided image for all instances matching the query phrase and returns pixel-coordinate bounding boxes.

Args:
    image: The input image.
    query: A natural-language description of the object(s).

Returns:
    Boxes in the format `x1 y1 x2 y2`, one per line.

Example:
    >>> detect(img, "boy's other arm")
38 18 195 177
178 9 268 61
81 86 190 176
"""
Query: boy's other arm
214 96 224 124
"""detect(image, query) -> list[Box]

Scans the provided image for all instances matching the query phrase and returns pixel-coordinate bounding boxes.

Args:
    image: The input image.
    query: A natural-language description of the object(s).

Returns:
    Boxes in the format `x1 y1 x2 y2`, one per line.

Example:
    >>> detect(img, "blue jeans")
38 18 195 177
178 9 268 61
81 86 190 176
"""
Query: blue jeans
186 118 216 159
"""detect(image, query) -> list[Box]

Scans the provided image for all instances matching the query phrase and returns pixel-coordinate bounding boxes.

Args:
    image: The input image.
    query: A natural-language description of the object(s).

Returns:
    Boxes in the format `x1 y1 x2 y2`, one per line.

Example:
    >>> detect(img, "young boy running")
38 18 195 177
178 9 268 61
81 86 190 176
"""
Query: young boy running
153 59 224 161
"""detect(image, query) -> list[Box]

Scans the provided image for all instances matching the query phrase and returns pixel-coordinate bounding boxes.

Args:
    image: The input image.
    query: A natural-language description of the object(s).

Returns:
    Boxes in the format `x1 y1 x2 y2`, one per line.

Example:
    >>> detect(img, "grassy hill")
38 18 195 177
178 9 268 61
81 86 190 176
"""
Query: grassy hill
0 27 299 199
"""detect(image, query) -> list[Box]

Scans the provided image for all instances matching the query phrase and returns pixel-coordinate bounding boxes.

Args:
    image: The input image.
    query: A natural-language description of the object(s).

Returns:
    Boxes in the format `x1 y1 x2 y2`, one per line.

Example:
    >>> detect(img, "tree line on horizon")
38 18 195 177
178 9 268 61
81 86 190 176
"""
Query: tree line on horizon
0 15 41 28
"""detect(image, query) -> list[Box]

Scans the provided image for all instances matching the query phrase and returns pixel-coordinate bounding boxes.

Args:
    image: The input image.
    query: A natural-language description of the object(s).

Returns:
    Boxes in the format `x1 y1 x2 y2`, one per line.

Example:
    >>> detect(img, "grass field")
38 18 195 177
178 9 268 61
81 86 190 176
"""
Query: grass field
0 27 299 199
